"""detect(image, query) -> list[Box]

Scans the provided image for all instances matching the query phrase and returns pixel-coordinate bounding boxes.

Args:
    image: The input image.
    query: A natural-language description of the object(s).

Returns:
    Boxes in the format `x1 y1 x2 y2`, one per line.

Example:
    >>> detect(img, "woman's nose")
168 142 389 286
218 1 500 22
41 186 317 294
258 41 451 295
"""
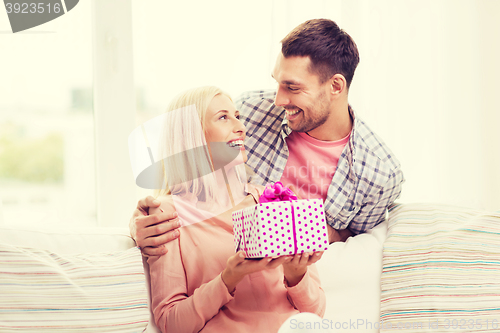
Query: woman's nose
233 118 246 134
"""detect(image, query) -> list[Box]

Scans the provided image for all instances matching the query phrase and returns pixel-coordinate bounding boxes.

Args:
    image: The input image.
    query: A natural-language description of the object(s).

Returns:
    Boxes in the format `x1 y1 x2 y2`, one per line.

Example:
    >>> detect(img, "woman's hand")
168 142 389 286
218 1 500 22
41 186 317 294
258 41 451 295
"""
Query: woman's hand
221 251 292 293
282 251 323 287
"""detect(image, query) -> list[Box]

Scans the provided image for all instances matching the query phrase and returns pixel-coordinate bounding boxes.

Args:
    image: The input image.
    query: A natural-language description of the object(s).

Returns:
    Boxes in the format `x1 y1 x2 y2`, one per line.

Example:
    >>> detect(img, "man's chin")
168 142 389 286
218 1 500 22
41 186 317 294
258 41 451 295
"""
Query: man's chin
287 123 309 133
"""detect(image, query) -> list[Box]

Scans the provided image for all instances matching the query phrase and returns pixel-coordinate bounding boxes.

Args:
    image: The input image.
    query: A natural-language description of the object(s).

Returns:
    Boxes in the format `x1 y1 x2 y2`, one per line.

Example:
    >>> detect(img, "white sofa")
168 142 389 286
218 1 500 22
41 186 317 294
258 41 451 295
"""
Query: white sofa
0 218 388 333
3 203 499 333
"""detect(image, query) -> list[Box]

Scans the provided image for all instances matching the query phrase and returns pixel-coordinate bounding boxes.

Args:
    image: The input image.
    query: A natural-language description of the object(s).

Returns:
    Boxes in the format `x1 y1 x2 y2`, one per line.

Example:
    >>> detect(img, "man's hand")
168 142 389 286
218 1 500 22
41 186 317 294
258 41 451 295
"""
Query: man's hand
287 184 301 199
327 224 353 243
130 196 180 257
282 252 323 287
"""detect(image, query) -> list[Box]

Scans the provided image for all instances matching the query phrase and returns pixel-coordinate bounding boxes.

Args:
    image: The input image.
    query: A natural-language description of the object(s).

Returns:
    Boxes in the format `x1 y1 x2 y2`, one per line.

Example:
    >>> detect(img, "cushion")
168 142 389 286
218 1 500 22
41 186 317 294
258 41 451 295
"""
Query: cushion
380 203 500 332
0 245 149 332
0 225 135 255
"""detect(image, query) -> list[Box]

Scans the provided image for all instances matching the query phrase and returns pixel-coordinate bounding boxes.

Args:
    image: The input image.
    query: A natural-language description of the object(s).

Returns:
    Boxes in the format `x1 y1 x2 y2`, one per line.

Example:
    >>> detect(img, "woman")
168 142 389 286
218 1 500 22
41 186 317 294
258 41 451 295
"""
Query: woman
148 86 325 333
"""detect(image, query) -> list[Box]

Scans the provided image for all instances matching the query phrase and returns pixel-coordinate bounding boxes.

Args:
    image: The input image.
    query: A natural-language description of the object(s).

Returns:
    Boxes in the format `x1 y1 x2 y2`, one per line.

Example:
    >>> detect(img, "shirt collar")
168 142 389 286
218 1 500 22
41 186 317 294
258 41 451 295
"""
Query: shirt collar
280 109 292 138
345 105 357 170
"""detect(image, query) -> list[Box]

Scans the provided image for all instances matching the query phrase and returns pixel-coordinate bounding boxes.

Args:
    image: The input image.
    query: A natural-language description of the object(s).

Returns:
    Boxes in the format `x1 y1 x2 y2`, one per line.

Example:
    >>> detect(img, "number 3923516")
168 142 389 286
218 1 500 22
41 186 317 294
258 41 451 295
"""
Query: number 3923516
5 3 62 14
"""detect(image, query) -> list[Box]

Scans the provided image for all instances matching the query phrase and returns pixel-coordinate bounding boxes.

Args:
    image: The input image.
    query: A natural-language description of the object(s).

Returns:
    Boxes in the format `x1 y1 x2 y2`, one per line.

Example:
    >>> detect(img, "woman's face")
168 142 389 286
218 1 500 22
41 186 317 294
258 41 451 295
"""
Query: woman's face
204 94 247 168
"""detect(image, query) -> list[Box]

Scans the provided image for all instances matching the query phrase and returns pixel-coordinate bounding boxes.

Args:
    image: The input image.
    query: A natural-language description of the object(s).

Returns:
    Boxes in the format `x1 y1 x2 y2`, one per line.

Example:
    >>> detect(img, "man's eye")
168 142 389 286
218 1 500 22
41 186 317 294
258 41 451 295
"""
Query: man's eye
288 87 299 91
236 114 240 119
219 115 227 120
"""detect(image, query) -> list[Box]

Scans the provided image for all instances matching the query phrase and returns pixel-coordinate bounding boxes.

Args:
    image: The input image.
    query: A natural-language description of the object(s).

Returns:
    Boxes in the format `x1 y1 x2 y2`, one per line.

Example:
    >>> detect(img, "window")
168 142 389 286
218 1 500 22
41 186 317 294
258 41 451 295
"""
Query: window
0 1 95 227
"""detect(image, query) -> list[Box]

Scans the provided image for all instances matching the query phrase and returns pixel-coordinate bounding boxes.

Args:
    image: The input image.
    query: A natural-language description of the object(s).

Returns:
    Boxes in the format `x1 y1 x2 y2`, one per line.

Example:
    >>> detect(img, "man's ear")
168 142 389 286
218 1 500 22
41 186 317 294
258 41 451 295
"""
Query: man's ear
329 74 347 96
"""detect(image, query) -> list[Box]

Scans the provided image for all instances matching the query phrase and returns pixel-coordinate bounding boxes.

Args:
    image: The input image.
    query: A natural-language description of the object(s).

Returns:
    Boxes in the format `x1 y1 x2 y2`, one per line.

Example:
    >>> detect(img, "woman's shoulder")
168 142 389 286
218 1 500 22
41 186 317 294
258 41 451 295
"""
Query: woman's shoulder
156 194 174 204
150 195 175 215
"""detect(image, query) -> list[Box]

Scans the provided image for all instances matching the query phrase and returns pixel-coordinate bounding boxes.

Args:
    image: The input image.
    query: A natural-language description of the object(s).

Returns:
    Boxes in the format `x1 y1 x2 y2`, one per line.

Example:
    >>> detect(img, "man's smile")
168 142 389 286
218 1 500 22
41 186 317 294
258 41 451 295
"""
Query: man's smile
286 108 302 120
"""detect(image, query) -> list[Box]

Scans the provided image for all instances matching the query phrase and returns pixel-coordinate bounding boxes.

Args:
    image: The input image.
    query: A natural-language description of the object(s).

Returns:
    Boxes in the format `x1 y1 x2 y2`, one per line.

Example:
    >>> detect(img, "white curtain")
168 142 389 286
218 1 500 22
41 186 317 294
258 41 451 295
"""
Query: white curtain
347 0 499 211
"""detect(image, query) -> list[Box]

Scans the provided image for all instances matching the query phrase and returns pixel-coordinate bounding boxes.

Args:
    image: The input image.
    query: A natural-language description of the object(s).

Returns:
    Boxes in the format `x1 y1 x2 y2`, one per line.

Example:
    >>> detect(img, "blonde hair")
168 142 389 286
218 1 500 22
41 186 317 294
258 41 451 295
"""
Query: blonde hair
155 86 246 207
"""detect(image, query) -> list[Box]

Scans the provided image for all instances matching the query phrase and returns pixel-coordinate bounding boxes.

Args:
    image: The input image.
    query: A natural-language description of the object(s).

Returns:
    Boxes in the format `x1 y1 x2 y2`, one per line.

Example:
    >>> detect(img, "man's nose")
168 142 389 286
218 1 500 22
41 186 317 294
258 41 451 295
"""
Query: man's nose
274 85 289 107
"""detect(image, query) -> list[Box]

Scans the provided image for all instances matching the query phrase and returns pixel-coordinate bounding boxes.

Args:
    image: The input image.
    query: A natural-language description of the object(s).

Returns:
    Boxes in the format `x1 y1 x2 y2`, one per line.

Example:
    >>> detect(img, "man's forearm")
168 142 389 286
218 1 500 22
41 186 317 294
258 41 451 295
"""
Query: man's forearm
327 225 353 243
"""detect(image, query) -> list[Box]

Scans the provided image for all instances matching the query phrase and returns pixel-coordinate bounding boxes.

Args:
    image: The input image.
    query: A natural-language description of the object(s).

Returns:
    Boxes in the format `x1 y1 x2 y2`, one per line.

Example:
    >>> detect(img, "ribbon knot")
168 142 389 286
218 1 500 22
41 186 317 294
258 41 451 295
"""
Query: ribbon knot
259 182 298 203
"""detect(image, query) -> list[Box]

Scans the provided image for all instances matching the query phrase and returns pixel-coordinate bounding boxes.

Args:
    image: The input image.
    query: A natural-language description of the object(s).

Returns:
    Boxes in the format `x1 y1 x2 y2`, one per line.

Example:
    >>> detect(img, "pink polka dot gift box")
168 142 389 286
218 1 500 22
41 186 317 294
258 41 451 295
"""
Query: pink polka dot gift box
232 182 329 258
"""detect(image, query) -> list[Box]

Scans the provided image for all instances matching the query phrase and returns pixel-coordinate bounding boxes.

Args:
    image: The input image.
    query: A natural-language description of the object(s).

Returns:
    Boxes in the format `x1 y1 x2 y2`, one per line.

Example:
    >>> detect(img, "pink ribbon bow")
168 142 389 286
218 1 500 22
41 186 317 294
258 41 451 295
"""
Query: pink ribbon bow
259 182 298 203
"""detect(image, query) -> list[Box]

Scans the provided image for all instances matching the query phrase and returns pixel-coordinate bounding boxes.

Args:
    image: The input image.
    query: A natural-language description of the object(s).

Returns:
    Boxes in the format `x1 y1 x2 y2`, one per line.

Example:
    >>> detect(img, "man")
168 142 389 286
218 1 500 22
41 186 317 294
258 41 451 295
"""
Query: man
130 19 404 256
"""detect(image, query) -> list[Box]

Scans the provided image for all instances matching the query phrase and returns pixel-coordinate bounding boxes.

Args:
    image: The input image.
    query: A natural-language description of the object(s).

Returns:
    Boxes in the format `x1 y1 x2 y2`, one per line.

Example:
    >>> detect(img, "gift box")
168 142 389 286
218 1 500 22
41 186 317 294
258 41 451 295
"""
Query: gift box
232 182 329 257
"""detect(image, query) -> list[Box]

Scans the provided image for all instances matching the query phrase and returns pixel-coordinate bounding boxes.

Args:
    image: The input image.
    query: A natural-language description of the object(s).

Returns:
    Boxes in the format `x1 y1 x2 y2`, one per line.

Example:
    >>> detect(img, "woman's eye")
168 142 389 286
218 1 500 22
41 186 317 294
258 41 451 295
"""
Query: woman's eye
219 115 227 120
236 115 240 119
288 87 299 91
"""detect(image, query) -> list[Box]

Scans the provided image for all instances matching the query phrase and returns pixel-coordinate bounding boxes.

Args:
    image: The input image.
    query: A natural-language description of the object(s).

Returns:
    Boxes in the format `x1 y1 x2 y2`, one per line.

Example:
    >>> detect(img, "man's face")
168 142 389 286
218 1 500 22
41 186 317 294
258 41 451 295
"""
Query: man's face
272 53 333 134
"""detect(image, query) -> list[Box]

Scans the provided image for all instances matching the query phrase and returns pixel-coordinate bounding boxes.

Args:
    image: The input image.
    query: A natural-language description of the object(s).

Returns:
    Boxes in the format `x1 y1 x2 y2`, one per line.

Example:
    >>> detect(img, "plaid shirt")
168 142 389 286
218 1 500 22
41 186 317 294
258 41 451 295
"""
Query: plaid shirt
235 90 404 234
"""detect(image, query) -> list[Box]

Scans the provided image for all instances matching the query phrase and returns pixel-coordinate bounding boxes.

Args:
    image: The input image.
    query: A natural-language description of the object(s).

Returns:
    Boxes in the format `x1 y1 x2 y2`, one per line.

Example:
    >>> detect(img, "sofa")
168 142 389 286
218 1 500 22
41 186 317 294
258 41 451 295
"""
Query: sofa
2 203 498 332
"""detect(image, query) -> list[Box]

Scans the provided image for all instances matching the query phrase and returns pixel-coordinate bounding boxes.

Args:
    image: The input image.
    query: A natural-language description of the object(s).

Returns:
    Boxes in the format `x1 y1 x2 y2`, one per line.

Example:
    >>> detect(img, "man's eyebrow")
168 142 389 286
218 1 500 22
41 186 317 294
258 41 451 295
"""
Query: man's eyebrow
271 73 301 86
283 80 301 85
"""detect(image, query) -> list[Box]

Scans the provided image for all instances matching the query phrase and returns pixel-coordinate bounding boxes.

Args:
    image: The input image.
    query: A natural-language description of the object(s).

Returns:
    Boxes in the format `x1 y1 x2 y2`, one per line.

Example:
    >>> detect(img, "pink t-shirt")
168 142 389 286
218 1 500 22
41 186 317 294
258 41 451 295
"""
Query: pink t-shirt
280 131 350 202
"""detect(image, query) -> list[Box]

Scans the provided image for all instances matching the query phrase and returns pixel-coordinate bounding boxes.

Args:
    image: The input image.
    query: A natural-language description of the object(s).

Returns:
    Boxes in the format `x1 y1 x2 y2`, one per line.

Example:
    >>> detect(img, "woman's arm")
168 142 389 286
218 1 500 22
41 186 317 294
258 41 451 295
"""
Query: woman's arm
283 256 326 318
147 238 234 333
148 221 292 332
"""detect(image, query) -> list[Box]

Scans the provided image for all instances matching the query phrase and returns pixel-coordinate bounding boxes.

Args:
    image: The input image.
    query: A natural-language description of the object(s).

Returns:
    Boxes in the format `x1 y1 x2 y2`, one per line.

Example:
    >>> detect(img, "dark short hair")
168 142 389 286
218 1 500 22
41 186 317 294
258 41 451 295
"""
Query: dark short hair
281 19 360 88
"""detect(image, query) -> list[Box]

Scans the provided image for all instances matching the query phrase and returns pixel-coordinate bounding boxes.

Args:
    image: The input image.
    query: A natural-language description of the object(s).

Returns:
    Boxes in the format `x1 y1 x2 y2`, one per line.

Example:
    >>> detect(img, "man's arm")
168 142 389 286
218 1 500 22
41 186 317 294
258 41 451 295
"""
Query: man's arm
130 196 181 256
130 193 260 256
327 225 353 243
347 168 404 235
325 167 404 242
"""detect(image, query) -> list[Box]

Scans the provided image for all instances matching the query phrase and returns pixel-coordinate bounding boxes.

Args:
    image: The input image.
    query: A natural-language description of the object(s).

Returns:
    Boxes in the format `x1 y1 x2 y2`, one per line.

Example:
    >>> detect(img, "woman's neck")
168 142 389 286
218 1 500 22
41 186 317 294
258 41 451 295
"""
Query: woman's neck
197 166 246 214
